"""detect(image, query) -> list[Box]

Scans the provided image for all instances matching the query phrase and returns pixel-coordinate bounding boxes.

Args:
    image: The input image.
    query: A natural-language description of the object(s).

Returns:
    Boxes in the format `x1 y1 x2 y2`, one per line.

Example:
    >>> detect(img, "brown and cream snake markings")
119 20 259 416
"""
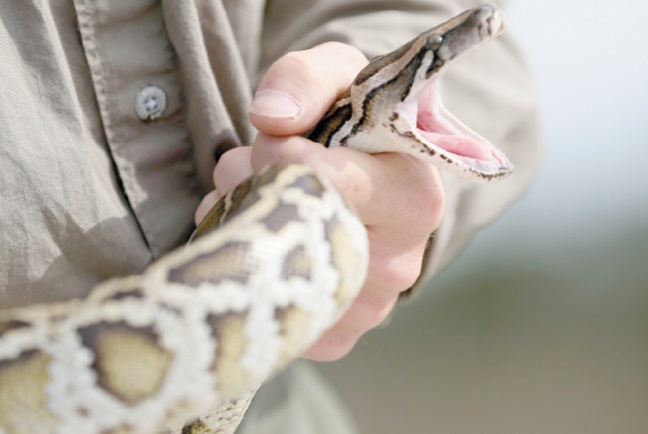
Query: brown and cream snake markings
0 5 512 434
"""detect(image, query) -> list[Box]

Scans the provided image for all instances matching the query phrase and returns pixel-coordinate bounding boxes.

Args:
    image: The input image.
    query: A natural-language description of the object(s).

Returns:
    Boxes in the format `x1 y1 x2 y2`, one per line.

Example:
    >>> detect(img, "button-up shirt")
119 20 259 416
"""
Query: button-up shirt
0 0 541 432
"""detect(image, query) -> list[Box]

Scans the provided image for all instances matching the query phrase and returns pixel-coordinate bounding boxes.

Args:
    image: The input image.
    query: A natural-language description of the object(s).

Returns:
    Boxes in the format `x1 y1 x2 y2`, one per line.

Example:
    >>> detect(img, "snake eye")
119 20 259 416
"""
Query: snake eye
425 34 445 76
428 34 443 49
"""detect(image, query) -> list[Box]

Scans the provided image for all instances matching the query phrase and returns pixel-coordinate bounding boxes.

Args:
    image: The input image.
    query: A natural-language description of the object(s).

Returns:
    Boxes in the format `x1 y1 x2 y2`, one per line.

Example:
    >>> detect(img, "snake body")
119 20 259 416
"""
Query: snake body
0 5 511 434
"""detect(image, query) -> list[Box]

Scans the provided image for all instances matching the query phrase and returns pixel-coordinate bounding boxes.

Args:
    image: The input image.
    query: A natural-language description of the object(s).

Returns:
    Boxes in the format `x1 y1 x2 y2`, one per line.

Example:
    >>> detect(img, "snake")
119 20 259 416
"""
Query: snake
0 5 512 434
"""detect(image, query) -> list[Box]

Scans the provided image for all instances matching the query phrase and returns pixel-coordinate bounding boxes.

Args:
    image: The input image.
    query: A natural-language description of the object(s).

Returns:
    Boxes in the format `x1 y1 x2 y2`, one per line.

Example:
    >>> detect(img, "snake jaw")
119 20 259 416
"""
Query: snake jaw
397 77 513 179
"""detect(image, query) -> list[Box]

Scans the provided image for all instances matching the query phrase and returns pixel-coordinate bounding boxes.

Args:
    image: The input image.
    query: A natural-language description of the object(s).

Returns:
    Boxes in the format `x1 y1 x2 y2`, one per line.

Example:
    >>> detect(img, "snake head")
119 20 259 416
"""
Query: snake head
431 4 505 70
324 4 513 182
393 4 513 182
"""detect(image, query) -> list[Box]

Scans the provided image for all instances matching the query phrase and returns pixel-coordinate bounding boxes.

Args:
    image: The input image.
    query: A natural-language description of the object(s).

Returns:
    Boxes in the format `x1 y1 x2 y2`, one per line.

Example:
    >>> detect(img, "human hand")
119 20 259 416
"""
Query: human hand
195 42 445 361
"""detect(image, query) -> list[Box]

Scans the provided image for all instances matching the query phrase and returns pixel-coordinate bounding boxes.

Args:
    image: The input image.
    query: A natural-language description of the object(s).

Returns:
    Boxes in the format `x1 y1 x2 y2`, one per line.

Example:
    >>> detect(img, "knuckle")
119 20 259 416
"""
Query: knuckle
389 264 421 292
398 172 445 236
272 50 320 87
216 146 247 167
413 188 445 231
407 168 445 227
374 154 445 238
349 292 398 330
213 149 237 179
212 146 252 191
267 43 367 93
317 41 368 67
371 252 424 293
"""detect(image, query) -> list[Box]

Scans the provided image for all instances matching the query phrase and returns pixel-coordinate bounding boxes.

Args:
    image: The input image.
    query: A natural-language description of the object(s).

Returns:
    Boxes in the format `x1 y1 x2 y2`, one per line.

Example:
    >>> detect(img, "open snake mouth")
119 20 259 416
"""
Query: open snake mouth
397 74 513 178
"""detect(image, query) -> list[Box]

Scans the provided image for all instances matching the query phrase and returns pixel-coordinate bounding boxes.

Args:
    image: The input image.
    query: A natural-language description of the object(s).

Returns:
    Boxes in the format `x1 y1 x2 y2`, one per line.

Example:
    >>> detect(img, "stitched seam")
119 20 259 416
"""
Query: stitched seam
73 0 154 255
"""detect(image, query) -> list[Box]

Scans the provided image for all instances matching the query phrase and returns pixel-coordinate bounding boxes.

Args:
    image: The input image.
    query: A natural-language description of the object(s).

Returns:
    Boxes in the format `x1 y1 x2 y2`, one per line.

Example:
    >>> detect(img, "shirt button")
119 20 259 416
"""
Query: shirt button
135 85 167 121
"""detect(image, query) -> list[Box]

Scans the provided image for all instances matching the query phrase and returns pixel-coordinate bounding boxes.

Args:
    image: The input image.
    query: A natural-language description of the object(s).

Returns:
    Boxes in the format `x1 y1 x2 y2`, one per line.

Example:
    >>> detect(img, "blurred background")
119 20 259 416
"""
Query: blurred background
317 1 648 433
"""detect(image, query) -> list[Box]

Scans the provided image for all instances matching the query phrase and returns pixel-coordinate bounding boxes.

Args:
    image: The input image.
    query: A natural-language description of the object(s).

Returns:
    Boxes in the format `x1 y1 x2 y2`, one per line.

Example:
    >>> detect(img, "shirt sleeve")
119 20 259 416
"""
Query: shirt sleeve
259 0 543 290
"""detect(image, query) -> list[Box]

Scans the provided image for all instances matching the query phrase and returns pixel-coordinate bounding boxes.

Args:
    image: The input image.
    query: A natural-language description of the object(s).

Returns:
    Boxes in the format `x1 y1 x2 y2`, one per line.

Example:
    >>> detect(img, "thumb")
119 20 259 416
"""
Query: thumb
250 42 368 136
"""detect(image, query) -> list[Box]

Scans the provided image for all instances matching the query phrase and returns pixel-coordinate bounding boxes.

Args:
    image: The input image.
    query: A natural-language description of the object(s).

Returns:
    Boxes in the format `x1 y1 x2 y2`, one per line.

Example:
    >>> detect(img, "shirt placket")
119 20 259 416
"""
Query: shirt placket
73 0 199 258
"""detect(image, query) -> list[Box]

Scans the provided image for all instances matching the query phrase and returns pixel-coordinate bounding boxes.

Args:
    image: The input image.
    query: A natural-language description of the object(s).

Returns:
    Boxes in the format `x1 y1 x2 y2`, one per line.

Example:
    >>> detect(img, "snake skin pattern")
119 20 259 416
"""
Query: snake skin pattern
0 5 510 434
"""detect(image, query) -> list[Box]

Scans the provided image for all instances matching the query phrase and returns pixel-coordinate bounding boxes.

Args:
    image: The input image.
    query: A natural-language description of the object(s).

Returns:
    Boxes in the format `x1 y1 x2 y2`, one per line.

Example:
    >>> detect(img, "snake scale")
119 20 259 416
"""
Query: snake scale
0 5 512 434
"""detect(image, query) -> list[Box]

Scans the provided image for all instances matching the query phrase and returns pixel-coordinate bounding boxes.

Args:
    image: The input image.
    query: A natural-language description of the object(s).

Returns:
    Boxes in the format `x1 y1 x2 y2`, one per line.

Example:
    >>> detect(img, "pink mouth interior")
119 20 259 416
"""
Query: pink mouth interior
399 78 511 170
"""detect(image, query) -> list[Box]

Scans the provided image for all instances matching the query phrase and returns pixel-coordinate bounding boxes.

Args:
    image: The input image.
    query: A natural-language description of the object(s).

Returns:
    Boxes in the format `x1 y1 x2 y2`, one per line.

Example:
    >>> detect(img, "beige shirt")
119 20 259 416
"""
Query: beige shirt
0 0 541 431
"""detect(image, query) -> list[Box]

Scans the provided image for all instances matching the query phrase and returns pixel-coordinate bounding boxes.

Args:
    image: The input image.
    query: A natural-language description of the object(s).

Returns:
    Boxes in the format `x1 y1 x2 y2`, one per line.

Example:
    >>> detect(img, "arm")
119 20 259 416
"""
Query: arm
258 0 542 286
197 41 442 360
196 0 541 360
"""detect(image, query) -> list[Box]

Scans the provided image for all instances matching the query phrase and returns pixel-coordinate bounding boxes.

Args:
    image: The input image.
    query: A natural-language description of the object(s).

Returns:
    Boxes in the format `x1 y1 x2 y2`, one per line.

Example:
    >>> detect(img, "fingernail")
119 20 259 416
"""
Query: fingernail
250 89 301 119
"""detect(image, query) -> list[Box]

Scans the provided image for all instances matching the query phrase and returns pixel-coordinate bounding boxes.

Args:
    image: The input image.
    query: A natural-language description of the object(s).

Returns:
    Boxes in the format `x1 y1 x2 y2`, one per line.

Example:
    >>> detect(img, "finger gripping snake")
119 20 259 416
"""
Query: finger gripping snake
0 5 511 434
